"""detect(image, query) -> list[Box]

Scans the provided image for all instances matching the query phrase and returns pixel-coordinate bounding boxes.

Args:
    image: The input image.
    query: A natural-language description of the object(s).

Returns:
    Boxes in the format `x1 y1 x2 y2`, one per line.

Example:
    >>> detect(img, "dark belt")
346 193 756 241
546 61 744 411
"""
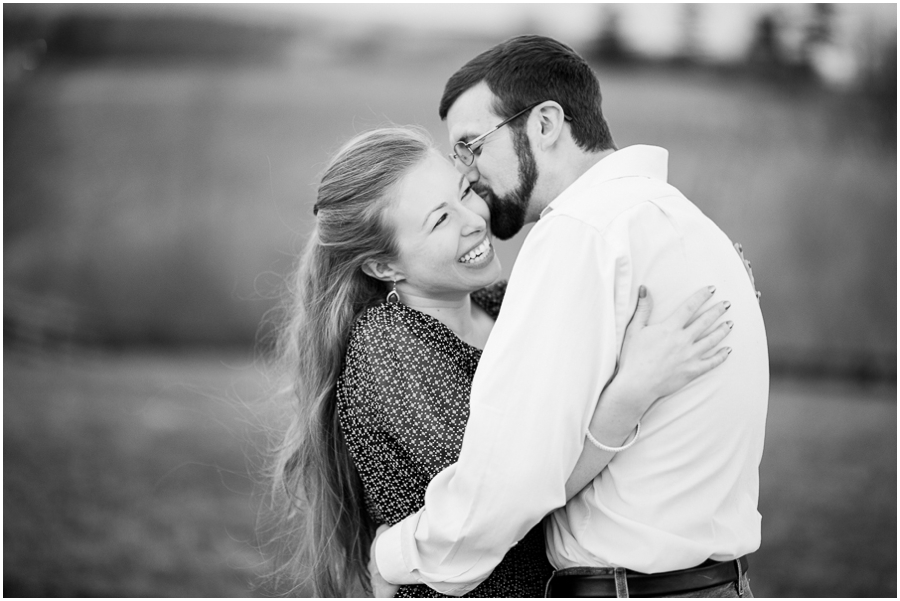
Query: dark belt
545 556 749 598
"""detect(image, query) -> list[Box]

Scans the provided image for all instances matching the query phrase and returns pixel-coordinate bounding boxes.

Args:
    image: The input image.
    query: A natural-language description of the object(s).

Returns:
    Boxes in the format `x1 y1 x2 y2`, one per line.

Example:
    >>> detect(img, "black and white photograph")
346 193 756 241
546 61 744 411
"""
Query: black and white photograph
4 3 896 598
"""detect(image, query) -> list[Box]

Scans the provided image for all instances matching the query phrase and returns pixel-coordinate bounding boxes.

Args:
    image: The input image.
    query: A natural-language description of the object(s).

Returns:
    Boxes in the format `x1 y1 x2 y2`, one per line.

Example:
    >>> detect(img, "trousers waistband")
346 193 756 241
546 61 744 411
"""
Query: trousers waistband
545 556 749 598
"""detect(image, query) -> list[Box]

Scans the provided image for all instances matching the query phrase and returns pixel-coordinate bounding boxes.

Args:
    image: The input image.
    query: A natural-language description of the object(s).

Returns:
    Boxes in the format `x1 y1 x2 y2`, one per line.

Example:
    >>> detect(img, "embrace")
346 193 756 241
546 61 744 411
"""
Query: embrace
269 36 768 598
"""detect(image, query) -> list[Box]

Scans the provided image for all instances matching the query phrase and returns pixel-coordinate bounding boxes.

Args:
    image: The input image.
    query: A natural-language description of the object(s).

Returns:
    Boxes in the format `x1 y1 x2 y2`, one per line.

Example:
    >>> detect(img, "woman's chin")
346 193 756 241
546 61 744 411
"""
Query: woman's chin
463 257 502 291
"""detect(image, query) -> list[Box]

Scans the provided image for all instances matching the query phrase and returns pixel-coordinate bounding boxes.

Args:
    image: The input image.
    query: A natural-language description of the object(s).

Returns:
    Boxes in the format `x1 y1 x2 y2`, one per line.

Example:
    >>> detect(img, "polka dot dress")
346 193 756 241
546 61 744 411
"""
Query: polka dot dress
337 281 553 598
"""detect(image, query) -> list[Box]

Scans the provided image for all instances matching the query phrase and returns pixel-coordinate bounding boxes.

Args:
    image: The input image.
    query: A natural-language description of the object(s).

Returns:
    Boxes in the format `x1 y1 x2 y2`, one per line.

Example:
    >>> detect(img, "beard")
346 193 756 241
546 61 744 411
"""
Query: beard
471 125 538 241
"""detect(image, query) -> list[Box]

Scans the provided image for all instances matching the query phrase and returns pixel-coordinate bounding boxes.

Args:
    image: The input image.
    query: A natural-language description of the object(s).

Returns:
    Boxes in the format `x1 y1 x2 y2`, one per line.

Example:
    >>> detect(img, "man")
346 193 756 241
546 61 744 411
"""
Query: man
372 35 768 597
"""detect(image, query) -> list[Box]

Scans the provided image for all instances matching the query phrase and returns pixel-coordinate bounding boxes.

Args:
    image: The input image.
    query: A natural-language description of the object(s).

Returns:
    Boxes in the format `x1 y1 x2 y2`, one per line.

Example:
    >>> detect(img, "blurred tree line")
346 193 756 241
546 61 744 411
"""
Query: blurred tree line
587 4 896 142
3 4 896 382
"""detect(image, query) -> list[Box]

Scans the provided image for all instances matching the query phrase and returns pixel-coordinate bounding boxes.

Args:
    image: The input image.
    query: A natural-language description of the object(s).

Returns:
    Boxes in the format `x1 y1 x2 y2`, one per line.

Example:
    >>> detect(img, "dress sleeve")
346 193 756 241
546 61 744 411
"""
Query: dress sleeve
338 311 469 526
471 280 508 319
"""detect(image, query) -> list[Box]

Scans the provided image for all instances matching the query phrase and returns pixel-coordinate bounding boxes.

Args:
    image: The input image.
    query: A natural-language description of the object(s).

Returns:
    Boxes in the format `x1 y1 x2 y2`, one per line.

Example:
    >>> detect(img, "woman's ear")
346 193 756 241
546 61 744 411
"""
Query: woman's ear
361 260 401 283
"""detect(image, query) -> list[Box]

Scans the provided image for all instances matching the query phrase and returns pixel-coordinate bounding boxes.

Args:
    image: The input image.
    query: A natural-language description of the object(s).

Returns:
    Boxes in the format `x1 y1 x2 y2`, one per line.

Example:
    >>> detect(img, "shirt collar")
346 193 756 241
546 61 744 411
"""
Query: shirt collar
539 145 669 219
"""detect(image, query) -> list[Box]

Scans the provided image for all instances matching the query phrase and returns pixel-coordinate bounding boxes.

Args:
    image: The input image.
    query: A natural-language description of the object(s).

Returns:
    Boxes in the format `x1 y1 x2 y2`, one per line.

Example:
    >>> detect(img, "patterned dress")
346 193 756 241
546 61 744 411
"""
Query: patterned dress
337 281 553 598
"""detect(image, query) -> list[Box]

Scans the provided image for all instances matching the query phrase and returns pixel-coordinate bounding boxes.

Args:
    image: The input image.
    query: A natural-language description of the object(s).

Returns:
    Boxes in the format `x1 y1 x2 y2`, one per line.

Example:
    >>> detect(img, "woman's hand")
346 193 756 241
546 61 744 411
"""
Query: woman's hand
613 284 732 405
564 285 733 500
369 524 399 598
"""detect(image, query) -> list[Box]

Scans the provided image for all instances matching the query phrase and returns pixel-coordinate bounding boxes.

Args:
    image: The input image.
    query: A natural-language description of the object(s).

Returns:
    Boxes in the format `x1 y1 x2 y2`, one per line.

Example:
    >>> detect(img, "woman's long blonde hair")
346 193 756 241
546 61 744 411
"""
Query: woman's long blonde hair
267 127 432 596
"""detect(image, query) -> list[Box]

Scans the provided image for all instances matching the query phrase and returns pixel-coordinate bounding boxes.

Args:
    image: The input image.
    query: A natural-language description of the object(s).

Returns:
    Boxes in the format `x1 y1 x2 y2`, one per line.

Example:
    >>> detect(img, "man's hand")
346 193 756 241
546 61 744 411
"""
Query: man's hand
734 242 761 301
369 524 400 598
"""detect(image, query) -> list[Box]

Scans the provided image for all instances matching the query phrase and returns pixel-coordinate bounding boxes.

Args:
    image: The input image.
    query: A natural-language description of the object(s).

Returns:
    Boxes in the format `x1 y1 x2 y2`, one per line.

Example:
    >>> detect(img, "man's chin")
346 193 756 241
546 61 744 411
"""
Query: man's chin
491 215 525 240
482 196 526 240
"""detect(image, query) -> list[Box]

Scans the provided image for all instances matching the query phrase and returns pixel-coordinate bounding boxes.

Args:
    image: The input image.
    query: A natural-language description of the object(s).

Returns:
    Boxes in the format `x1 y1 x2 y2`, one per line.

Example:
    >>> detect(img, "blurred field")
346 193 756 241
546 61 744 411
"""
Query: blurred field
3 349 271 596
4 18 896 373
3 348 895 597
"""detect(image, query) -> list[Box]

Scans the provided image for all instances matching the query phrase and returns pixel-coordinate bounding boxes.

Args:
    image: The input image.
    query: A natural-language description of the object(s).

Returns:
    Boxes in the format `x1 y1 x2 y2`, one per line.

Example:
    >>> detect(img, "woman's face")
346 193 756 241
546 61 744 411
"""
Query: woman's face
385 149 502 300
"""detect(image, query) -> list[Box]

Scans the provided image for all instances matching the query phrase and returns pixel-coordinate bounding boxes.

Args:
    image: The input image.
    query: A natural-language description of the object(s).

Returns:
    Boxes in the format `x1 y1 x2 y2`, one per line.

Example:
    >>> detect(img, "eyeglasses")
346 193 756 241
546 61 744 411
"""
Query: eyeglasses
449 101 572 167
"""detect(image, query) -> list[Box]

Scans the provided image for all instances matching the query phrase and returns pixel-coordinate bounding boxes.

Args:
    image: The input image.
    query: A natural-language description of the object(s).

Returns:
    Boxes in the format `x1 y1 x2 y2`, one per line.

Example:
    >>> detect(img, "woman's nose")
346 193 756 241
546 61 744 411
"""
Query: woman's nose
460 205 486 236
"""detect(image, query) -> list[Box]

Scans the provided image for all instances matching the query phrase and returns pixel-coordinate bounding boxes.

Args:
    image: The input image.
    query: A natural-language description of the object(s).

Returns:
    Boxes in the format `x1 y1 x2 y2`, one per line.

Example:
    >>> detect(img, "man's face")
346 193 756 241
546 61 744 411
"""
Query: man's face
446 82 539 240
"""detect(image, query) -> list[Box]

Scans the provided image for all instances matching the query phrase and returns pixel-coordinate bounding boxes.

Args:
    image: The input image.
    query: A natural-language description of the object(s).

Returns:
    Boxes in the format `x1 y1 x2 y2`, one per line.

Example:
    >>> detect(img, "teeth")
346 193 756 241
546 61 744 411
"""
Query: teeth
459 238 491 264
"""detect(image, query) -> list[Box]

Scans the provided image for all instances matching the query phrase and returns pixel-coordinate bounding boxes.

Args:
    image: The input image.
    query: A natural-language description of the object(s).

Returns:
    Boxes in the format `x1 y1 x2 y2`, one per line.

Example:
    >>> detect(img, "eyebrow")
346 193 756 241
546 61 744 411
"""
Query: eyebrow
423 201 448 227
456 130 480 144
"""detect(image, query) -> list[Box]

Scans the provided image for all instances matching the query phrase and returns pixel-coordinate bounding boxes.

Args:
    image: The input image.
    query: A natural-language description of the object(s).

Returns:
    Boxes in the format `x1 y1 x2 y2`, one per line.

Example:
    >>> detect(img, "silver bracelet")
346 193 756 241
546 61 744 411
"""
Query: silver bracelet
586 421 641 453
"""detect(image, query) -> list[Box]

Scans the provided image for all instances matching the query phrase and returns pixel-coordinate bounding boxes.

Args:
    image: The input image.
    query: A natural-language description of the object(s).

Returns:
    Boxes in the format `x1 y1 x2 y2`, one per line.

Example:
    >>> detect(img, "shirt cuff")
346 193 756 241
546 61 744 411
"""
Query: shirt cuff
375 515 421 586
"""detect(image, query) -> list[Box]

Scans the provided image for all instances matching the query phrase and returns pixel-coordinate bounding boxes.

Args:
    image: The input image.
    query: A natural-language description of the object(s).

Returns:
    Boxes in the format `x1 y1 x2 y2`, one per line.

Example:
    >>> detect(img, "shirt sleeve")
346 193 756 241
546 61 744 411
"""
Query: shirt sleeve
375 216 626 594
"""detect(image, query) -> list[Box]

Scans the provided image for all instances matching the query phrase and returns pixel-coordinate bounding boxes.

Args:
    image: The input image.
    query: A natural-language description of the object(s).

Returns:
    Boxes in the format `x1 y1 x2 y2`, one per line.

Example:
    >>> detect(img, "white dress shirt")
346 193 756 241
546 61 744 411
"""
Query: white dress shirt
375 145 769 595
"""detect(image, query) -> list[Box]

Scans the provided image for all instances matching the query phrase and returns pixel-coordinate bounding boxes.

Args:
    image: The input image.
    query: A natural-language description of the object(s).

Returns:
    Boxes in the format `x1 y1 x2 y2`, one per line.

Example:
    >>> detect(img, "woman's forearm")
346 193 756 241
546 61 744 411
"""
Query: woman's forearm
564 285 734 500
564 377 651 500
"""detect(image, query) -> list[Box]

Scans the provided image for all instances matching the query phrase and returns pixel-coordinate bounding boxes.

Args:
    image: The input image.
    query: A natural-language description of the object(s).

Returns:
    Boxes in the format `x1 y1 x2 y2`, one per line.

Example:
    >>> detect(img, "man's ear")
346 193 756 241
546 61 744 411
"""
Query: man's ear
534 102 566 150
361 260 401 283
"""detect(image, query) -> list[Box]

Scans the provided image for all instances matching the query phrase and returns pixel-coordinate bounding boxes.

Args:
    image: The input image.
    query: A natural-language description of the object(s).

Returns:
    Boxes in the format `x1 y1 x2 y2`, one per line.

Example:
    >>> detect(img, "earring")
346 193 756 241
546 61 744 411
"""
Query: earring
386 281 400 304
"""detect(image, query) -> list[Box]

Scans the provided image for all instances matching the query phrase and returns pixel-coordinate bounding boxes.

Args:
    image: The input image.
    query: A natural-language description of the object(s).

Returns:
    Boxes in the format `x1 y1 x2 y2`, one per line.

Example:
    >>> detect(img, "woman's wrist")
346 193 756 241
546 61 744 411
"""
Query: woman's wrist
590 376 654 444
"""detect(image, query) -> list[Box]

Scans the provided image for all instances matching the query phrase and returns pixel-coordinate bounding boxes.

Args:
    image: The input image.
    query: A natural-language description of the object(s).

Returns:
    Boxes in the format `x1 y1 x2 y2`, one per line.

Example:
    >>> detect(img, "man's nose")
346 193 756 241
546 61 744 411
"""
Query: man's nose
454 159 480 182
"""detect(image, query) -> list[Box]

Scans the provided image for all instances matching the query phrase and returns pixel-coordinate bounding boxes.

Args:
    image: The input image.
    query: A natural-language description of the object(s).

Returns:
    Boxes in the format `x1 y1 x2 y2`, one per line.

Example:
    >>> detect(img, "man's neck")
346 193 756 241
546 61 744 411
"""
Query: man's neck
530 148 616 220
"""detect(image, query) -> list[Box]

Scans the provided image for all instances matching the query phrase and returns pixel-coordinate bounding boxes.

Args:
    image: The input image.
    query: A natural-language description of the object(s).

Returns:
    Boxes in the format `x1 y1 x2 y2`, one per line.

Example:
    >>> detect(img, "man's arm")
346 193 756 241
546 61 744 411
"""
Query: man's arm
374 216 627 595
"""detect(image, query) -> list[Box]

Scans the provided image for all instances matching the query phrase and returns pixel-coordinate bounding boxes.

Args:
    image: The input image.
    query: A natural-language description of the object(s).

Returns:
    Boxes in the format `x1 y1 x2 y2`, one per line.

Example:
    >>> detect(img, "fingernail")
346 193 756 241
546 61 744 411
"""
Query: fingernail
726 347 733 355
724 301 731 310
737 243 743 252
639 285 646 298
708 285 716 294
727 321 734 329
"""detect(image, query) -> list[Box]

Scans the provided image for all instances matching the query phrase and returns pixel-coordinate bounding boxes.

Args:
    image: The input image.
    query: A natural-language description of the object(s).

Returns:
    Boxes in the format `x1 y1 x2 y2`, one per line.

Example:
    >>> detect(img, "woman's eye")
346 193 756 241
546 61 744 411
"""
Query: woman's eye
461 186 473 200
433 213 448 229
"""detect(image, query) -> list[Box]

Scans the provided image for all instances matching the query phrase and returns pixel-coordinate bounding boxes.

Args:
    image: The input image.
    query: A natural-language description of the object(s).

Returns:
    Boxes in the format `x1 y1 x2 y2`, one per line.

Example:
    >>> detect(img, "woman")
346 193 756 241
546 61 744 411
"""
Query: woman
267 127 733 597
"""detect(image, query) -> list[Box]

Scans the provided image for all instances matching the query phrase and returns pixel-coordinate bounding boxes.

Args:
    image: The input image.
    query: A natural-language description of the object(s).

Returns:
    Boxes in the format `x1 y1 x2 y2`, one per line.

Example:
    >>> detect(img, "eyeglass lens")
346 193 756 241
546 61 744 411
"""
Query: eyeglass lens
454 142 475 166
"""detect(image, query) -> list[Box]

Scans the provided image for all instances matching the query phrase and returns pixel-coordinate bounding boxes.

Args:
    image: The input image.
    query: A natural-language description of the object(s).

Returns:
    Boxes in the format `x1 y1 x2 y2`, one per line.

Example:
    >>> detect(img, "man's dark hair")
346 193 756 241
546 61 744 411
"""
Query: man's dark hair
438 35 615 152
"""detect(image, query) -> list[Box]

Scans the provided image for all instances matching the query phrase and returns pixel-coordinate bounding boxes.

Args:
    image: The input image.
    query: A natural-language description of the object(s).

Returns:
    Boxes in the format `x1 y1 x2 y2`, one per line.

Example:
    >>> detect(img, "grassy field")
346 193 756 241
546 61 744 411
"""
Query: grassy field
4 27 896 368
3 348 273 596
3 348 895 597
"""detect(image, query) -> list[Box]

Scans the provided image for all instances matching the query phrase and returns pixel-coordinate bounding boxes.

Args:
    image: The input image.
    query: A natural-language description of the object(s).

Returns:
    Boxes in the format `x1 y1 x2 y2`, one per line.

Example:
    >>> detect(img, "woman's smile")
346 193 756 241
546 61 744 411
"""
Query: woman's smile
458 236 494 265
